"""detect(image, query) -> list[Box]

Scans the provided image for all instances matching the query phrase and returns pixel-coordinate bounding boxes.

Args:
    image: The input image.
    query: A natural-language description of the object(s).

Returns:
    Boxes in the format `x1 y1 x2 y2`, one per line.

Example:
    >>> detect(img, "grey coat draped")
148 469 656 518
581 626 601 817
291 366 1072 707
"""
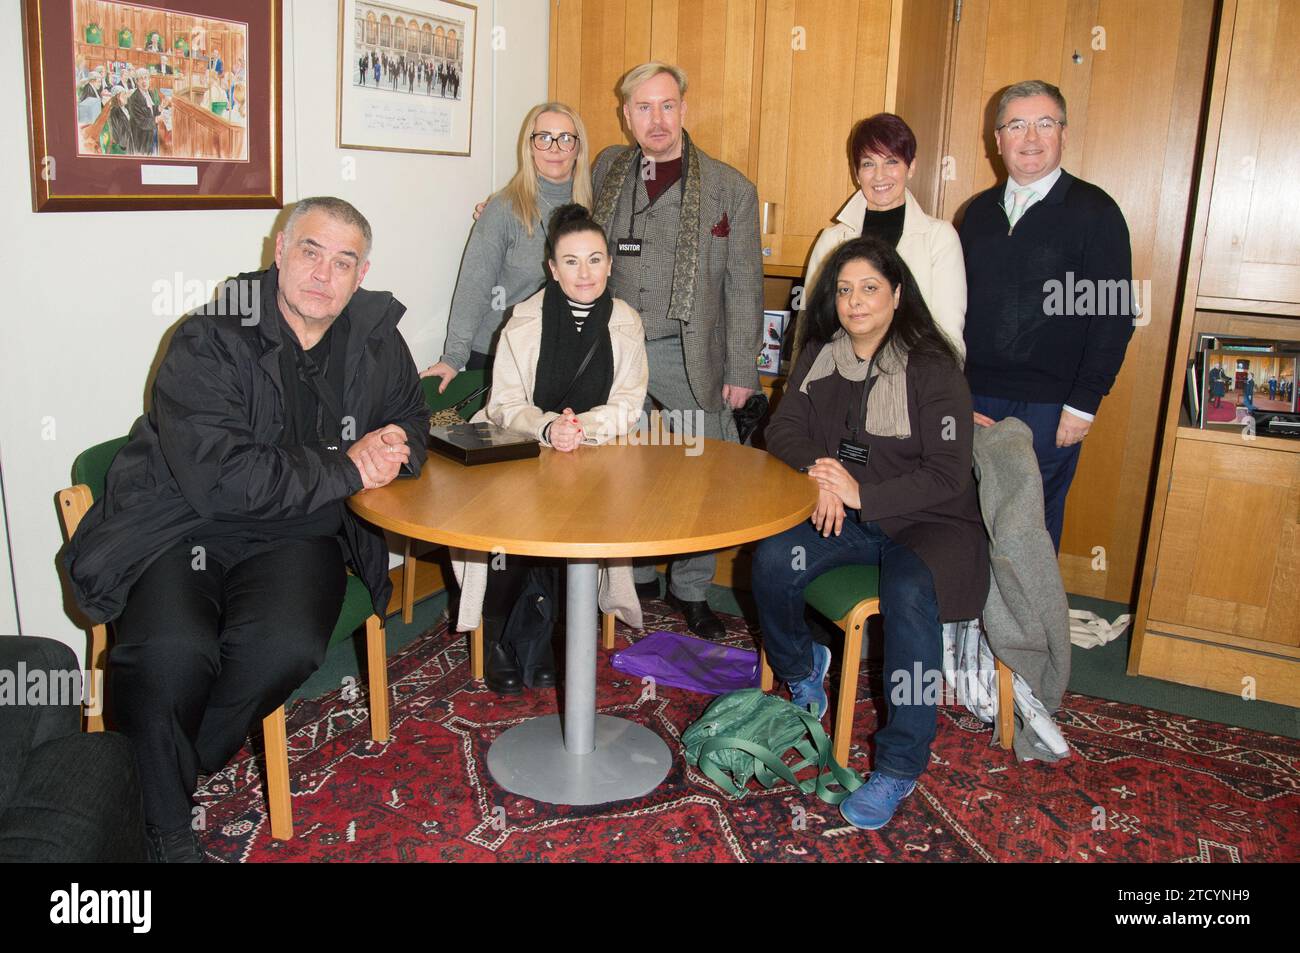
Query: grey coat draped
971 418 1072 756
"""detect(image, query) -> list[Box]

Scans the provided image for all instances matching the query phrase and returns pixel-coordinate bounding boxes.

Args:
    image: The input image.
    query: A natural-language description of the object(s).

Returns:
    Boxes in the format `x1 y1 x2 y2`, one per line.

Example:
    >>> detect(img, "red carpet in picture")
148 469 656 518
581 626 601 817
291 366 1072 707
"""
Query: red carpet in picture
1204 398 1240 423
194 604 1300 863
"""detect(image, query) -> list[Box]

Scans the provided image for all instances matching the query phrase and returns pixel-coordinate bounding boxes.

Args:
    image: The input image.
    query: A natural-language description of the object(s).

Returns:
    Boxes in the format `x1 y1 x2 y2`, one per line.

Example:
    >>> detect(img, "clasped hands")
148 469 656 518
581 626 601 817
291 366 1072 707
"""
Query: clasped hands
806 457 861 537
348 424 410 489
548 407 585 452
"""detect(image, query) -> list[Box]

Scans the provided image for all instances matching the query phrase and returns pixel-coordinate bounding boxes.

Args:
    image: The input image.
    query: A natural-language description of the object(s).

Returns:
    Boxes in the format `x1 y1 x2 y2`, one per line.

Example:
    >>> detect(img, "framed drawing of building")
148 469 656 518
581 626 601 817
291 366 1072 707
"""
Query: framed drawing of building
337 0 476 156
22 0 282 212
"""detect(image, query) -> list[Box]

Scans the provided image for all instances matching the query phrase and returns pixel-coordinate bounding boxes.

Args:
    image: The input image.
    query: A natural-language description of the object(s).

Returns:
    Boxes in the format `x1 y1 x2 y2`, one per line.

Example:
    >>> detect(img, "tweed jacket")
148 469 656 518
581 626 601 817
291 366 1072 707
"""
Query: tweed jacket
592 141 764 411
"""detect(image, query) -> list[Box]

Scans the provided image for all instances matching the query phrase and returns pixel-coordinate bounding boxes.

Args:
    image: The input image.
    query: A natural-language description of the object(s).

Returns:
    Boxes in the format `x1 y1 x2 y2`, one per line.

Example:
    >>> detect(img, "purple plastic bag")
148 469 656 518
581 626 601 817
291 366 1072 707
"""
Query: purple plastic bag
610 630 761 696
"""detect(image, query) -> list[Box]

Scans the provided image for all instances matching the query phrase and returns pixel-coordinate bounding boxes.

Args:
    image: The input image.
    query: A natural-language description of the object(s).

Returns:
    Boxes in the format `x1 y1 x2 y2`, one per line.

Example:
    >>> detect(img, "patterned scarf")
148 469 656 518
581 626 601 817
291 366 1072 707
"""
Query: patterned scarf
799 331 912 439
592 130 703 327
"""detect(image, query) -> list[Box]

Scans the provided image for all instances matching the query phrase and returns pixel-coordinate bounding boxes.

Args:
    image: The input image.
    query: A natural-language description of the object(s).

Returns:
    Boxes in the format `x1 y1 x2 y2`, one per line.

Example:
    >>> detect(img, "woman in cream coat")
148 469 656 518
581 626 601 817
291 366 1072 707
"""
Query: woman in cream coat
796 113 966 365
453 203 647 695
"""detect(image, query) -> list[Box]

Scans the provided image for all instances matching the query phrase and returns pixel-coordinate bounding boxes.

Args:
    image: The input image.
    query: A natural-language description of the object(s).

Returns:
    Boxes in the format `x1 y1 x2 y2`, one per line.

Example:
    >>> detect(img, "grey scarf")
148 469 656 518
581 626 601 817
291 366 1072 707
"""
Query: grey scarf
592 131 702 328
799 331 911 438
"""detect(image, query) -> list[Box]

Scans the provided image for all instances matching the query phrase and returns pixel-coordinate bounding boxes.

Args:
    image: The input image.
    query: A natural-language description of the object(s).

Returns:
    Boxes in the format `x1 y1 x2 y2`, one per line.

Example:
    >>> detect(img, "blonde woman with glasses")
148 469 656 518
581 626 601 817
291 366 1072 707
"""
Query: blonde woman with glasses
422 102 593 390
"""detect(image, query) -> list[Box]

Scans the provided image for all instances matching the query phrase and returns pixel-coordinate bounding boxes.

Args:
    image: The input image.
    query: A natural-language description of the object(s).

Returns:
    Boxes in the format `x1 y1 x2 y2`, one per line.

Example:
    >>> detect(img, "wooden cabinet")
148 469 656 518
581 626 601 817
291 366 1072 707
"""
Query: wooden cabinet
1131 0 1300 706
1148 436 1300 647
1196 0 1300 310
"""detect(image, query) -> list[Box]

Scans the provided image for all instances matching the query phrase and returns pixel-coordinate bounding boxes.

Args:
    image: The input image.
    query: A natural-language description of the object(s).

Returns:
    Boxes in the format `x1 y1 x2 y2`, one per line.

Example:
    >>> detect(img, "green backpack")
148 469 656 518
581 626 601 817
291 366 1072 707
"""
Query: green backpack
682 688 863 804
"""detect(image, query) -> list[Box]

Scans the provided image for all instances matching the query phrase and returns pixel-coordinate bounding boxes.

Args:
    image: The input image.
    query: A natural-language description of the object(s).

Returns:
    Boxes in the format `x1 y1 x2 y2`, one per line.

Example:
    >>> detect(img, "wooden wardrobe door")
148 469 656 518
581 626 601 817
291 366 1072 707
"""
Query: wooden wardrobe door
942 0 1215 604
754 0 893 275
1197 0 1300 308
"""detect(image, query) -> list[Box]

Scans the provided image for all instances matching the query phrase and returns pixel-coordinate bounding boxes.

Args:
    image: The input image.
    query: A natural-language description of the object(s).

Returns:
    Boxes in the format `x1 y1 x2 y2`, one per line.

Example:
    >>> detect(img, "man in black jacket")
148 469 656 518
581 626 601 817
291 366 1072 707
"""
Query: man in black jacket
126 68 160 155
960 80 1134 551
64 197 429 861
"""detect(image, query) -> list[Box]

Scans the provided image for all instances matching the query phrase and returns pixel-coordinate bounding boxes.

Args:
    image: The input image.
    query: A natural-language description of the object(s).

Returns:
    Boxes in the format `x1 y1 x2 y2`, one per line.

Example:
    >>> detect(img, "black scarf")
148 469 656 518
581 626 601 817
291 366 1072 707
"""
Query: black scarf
532 279 615 414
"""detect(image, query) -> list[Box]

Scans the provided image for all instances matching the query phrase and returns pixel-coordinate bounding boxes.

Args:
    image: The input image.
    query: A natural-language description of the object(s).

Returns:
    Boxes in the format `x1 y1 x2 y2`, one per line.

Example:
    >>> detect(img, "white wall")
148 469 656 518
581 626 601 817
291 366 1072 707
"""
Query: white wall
0 464 17 634
0 0 550 661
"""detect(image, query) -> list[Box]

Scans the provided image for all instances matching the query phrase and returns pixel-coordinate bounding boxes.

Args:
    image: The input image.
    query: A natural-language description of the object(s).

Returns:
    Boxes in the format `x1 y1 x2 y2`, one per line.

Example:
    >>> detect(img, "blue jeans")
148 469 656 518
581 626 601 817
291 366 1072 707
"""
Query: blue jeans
972 395 1081 552
753 519 942 781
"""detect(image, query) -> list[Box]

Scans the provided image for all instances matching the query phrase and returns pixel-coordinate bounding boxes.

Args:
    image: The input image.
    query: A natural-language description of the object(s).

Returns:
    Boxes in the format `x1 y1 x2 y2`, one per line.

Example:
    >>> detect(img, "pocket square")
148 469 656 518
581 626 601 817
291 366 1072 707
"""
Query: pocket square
712 212 730 238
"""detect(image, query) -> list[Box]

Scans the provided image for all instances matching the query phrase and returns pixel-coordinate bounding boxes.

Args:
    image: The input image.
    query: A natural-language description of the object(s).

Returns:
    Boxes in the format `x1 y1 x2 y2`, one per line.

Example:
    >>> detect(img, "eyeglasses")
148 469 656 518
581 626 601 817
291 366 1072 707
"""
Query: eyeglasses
996 117 1066 137
531 132 579 152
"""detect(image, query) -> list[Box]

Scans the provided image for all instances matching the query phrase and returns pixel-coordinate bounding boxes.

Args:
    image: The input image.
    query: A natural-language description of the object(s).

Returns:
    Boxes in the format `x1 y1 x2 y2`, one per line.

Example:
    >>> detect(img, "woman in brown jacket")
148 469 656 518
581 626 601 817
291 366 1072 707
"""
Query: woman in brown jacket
755 235 989 831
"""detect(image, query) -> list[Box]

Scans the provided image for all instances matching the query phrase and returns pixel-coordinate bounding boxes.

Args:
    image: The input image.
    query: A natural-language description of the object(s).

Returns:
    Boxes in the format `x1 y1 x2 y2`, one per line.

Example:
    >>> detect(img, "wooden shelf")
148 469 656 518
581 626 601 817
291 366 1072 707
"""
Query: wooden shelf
1197 296 1300 317
1176 425 1300 453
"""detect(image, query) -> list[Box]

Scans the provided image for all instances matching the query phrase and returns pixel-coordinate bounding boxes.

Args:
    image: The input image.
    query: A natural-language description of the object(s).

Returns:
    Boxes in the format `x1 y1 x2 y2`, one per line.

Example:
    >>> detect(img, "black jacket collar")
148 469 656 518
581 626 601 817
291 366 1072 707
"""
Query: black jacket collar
218 264 406 396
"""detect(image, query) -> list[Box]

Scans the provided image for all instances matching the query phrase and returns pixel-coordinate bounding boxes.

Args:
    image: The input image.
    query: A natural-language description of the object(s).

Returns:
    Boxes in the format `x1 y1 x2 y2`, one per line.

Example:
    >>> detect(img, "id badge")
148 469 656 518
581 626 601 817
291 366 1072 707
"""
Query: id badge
837 438 870 466
616 238 642 257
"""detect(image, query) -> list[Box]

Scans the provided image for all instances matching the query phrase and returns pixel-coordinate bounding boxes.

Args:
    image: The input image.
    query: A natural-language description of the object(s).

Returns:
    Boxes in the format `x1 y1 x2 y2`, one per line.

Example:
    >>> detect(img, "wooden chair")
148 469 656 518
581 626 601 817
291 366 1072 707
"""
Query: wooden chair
399 371 490 623
58 436 390 841
759 564 1014 765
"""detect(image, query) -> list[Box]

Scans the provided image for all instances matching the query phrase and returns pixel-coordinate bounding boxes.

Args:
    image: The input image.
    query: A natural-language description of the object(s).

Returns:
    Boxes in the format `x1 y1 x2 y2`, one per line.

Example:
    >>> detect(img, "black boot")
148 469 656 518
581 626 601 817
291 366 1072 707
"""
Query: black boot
516 637 557 689
667 592 726 641
145 823 203 863
483 616 523 695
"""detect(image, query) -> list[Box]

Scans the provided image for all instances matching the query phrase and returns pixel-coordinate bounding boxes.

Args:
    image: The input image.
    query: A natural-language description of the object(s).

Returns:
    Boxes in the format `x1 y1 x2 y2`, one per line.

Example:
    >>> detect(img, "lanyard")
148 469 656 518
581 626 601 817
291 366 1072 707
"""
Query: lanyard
293 321 348 450
625 144 689 241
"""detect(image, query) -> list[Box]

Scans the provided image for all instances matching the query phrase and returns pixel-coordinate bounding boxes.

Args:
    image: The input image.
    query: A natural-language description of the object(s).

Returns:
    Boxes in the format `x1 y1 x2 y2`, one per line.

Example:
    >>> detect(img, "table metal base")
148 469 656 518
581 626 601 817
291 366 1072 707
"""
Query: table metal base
485 558 671 805
486 714 671 805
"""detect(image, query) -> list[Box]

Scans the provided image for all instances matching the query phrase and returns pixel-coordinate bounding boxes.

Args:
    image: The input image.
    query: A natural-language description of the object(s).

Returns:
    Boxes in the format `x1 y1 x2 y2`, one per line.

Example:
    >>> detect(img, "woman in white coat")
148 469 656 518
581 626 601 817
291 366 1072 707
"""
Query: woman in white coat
796 113 966 365
453 203 648 695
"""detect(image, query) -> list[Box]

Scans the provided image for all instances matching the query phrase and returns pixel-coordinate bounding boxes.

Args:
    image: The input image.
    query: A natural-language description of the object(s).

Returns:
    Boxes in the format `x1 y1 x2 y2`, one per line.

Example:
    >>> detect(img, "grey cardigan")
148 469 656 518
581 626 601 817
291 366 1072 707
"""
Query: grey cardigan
439 175 572 368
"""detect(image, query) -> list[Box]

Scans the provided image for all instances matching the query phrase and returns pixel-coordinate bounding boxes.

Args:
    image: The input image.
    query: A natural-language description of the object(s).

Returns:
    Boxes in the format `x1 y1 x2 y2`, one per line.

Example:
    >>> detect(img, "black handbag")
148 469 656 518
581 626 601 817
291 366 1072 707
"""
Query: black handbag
733 392 770 444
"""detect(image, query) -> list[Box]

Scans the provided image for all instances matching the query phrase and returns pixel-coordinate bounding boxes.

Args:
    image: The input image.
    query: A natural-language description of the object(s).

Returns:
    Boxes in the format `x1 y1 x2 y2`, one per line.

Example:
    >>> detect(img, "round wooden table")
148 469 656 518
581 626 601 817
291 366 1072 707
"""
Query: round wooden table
349 439 816 805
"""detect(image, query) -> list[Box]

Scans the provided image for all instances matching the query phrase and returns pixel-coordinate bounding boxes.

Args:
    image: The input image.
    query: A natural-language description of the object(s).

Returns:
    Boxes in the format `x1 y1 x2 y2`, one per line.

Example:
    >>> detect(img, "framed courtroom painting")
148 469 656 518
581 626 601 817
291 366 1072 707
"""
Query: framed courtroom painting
22 0 283 212
337 0 477 156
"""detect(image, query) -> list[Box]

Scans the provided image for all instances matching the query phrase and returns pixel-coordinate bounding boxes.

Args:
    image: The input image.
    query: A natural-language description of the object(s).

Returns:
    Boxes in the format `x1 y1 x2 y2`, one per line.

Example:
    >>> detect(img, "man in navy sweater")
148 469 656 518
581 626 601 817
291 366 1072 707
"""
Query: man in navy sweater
960 80 1134 551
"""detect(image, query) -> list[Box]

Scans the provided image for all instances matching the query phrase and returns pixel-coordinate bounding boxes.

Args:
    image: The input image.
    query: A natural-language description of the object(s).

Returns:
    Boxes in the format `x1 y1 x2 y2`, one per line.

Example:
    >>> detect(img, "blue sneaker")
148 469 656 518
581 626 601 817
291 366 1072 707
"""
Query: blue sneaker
788 643 831 719
840 772 917 830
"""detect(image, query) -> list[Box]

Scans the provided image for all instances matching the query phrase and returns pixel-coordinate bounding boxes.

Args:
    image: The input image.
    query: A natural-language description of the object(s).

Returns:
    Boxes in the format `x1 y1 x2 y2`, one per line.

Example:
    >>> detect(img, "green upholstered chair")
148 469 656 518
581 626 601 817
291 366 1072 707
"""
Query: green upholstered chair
759 562 1014 763
759 565 879 765
421 369 489 418
58 435 389 841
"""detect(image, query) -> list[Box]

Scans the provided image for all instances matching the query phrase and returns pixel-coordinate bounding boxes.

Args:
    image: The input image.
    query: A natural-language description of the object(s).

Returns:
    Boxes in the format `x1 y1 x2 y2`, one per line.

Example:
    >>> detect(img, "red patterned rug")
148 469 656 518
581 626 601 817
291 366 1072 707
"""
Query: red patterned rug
194 602 1300 863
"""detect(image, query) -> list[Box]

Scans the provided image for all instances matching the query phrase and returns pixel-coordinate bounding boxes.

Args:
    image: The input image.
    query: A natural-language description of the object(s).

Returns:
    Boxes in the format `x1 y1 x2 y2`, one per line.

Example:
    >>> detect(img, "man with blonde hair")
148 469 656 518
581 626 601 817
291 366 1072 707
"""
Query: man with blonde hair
591 62 764 639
